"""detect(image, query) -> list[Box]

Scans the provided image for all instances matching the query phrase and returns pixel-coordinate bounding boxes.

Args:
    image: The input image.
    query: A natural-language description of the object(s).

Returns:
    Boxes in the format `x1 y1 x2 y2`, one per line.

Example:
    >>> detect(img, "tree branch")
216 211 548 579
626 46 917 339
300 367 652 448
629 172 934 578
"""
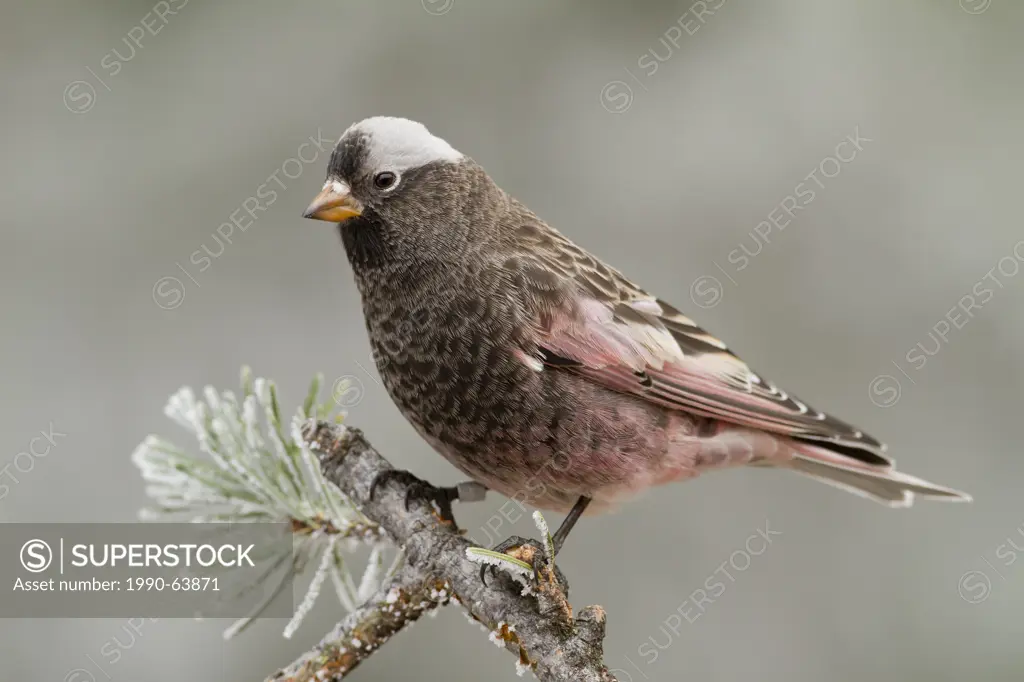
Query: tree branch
267 420 617 682
270 562 451 680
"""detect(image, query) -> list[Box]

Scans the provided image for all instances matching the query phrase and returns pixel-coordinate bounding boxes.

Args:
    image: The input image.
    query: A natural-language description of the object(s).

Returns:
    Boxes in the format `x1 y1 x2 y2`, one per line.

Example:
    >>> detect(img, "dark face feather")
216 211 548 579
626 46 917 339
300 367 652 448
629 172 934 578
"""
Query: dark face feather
326 138 502 279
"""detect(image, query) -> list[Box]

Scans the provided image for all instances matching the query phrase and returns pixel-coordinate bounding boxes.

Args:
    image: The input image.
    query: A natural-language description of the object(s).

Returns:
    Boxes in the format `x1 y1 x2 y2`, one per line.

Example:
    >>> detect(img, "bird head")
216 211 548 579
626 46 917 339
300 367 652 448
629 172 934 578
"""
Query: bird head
303 116 469 226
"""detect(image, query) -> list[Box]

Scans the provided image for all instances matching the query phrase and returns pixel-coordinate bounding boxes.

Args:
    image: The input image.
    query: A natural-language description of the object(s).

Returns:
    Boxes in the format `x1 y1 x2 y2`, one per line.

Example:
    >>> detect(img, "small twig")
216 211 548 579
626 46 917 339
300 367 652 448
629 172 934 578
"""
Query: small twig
267 421 617 682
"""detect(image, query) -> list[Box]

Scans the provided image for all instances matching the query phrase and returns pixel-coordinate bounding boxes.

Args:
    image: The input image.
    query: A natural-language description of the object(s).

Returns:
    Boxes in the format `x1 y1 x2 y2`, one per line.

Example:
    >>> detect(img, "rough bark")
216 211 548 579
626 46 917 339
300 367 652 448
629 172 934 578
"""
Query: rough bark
267 420 617 682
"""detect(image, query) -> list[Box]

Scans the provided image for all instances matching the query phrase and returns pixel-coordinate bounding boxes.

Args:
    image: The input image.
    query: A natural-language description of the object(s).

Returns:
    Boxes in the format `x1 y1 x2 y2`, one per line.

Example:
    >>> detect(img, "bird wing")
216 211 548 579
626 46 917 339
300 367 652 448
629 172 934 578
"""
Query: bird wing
502 219 890 464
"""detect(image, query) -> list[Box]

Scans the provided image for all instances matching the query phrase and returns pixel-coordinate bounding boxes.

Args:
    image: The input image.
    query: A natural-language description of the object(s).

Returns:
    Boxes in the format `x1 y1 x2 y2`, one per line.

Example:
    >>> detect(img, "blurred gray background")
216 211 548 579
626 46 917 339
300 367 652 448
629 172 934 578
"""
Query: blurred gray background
3 0 1023 679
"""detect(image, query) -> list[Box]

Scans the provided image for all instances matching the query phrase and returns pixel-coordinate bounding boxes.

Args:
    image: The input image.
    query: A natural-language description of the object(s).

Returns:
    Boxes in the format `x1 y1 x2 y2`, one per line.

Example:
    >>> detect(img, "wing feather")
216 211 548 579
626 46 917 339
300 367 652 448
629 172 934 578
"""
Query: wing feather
503 220 889 464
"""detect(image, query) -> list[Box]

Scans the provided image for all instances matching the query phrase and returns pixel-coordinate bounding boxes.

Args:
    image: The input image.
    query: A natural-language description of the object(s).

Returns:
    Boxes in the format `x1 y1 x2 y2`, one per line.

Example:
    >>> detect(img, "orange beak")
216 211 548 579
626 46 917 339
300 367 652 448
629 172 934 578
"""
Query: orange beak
303 181 363 222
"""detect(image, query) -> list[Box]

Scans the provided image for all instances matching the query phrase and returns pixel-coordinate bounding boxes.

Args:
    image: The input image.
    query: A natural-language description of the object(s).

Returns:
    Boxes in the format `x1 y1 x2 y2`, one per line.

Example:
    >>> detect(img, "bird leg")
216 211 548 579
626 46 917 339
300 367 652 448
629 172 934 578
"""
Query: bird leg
369 469 487 526
480 496 592 592
551 495 591 554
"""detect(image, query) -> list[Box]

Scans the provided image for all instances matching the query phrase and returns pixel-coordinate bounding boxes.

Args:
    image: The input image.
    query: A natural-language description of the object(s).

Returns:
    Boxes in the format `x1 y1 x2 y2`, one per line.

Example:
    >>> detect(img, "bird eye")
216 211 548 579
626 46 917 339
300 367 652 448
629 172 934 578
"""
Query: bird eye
373 171 398 190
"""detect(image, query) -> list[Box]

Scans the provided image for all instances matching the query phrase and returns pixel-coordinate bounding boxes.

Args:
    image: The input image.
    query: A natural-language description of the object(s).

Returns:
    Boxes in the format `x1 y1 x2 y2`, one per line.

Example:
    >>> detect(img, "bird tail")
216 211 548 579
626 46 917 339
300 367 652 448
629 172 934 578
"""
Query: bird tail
780 442 972 507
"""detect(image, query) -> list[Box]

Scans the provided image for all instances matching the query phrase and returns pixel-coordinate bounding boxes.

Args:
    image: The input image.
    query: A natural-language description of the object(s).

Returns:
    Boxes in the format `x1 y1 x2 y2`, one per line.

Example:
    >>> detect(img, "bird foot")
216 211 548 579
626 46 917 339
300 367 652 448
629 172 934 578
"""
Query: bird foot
368 470 486 527
479 535 570 596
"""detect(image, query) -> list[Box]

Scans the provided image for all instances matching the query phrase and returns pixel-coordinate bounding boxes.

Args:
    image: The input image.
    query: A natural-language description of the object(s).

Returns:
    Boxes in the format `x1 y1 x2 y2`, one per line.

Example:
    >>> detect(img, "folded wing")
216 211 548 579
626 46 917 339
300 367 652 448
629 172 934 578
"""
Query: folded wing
502 221 889 466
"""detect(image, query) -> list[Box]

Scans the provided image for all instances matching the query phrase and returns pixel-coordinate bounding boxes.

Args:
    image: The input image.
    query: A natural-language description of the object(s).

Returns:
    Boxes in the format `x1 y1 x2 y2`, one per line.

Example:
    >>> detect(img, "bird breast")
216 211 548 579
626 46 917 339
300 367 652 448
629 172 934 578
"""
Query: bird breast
362 273 538 445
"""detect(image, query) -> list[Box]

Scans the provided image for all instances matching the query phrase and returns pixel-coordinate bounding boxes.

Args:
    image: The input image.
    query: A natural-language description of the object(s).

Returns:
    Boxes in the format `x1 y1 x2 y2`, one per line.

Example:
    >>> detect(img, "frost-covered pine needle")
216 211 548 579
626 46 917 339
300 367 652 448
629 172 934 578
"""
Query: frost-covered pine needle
329 558 358 613
132 366 394 640
357 544 386 603
533 511 556 566
285 536 336 639
465 547 534 580
532 510 560 577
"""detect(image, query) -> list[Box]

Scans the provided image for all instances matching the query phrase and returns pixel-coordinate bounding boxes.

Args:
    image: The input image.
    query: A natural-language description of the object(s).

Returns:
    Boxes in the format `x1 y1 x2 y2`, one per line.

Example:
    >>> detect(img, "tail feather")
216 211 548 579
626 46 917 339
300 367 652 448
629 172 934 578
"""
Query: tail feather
783 442 972 508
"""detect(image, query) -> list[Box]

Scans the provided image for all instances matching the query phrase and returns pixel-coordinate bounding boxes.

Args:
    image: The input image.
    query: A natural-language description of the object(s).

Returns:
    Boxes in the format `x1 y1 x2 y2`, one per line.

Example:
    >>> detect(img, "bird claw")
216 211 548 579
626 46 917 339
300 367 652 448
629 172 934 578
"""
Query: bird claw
368 469 459 524
478 535 570 596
